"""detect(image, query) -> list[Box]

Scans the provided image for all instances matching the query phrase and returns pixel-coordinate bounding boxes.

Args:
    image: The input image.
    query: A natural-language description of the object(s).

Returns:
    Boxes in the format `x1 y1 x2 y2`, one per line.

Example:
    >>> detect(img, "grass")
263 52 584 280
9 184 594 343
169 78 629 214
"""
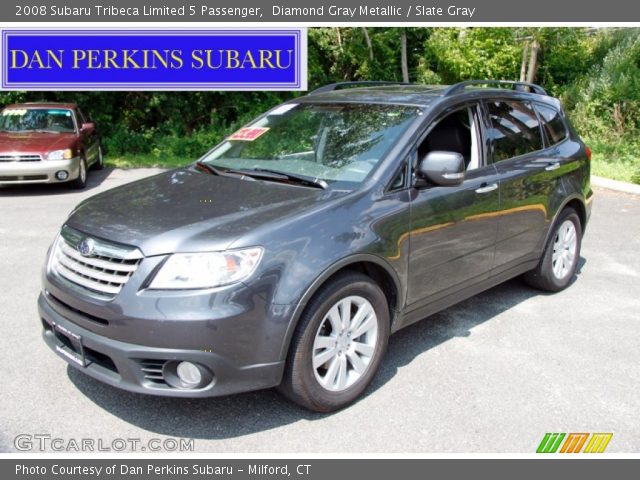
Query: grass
587 138 640 184
105 154 191 170
591 158 640 183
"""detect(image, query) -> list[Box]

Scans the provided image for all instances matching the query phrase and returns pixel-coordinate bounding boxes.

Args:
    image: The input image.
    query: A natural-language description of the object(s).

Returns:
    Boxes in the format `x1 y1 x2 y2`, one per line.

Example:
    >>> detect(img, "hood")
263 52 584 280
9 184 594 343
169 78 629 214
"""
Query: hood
0 131 76 154
66 168 338 256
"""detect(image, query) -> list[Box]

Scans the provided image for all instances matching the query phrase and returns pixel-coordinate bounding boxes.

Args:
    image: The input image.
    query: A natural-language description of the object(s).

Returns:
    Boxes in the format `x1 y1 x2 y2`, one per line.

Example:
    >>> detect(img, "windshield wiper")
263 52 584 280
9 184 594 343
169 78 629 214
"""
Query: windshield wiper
235 168 328 190
195 161 261 182
194 160 225 176
195 162 328 189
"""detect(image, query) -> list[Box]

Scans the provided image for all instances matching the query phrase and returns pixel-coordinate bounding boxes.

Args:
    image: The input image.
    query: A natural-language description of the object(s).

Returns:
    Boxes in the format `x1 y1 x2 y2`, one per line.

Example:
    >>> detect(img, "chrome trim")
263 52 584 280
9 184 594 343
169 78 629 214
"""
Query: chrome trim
0 154 42 162
475 183 498 194
60 225 143 261
59 241 138 272
50 226 143 298
442 172 465 180
545 162 561 171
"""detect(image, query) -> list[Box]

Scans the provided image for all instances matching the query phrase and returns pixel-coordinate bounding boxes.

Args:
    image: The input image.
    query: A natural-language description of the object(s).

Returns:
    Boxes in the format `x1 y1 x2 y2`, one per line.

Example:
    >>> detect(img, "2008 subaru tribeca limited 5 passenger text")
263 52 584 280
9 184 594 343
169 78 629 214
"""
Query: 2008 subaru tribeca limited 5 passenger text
39 80 593 412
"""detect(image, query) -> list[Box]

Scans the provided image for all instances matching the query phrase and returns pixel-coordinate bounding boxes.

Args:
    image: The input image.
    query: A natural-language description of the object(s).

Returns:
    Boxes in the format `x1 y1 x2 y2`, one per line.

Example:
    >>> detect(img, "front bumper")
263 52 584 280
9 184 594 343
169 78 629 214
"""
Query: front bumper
38 291 286 398
0 157 80 184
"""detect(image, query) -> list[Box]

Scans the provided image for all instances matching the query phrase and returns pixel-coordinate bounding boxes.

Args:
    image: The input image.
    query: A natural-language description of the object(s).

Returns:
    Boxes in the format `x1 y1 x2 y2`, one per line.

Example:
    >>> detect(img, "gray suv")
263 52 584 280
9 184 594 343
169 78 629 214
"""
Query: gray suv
39 80 593 412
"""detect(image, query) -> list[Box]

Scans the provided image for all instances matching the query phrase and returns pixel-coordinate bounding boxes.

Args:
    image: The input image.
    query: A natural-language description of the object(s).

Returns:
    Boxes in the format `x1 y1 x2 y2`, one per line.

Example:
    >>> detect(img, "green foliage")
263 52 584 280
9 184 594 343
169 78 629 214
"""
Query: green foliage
307 27 429 86
419 28 521 83
557 28 640 183
588 138 640 184
534 28 595 93
566 29 640 137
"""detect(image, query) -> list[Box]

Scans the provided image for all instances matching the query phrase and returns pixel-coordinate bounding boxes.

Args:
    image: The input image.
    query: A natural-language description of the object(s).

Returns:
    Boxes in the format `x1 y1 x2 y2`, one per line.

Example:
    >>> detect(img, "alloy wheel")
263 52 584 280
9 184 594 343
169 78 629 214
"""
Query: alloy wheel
552 219 577 280
312 295 378 392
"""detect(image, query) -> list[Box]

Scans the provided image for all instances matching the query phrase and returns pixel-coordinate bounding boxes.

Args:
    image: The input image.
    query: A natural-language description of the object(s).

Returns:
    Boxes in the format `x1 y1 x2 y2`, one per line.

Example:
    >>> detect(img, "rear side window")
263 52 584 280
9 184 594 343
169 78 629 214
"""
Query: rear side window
485 100 544 162
535 104 568 145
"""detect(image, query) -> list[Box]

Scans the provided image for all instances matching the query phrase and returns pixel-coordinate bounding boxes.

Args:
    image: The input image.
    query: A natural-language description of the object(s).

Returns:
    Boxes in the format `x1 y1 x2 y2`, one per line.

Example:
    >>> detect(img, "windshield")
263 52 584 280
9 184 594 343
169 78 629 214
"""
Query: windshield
200 103 422 188
0 108 76 133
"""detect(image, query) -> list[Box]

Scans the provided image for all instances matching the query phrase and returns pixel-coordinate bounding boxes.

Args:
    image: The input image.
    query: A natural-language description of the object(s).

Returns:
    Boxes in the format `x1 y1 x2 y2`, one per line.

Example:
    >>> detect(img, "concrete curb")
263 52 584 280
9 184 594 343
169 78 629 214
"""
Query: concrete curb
592 175 640 195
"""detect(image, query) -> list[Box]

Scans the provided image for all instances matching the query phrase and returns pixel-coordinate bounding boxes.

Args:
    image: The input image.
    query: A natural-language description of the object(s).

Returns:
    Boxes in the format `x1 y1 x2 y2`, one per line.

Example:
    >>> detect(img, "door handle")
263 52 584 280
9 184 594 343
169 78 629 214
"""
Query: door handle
545 162 561 171
475 183 498 194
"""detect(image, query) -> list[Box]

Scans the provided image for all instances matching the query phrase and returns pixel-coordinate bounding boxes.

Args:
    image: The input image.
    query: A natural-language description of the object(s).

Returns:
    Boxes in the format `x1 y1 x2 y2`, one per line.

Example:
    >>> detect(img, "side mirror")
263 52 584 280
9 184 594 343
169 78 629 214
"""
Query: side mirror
80 122 95 133
417 151 465 186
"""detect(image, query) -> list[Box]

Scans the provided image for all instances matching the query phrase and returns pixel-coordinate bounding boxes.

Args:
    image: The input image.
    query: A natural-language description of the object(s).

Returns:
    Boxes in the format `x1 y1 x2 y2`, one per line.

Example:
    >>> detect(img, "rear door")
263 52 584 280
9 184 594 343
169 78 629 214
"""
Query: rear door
77 108 99 164
482 99 565 273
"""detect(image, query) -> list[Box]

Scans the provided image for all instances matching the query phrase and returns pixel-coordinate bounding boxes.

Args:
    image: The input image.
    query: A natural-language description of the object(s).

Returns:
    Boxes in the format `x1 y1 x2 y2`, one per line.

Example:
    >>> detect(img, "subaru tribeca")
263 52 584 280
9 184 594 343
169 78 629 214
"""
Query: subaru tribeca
39 81 593 411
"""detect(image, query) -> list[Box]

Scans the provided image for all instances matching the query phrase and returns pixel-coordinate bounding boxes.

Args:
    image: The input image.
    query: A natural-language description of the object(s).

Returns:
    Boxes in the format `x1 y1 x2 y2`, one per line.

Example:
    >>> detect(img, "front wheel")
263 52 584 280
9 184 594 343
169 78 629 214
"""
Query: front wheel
524 208 582 292
70 156 87 190
93 145 104 170
279 272 390 412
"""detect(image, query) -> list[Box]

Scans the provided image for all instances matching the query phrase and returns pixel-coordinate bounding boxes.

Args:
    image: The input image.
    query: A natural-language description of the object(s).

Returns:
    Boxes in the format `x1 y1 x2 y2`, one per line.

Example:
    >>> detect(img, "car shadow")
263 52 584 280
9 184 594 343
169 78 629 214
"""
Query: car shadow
0 167 112 196
67 259 586 440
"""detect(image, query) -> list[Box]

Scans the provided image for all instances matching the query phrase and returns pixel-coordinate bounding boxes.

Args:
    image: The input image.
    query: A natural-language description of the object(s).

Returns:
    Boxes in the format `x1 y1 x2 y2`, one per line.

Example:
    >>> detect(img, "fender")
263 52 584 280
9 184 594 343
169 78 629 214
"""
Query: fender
277 252 404 360
540 193 587 250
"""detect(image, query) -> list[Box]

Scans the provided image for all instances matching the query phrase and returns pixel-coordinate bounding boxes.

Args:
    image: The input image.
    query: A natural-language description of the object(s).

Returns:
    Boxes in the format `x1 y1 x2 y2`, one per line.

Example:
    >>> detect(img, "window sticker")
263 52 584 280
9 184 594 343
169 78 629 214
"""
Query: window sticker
229 127 270 141
2 109 27 116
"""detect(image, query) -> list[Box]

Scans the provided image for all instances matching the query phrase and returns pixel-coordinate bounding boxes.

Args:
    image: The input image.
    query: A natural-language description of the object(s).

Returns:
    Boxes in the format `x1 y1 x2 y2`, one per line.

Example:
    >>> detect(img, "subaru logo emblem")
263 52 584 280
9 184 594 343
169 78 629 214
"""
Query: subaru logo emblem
77 238 95 257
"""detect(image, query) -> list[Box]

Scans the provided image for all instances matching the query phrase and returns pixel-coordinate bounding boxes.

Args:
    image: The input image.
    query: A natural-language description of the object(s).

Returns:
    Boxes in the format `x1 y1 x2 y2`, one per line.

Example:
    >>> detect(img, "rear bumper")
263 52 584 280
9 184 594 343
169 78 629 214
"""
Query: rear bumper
0 157 80 184
38 292 285 398
585 188 594 226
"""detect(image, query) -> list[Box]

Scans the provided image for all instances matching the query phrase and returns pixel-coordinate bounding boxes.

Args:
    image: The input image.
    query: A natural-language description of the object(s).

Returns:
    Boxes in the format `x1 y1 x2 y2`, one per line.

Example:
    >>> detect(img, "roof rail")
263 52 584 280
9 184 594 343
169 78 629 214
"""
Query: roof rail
309 81 411 95
443 80 548 97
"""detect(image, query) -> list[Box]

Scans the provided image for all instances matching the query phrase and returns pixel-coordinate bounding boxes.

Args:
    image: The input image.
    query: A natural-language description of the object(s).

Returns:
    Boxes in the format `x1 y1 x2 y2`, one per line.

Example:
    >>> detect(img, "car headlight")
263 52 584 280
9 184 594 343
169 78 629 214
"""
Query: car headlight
45 149 73 161
148 247 263 290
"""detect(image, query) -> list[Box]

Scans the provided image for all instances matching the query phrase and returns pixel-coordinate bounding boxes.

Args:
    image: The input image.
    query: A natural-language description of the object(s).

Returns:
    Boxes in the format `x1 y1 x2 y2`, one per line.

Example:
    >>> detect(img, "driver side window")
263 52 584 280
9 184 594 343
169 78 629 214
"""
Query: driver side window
417 106 482 173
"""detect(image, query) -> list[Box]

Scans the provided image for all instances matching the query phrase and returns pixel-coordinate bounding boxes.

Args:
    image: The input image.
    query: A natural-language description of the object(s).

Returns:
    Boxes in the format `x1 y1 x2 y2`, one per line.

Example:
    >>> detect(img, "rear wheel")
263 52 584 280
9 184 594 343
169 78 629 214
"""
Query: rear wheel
524 208 582 292
279 272 390 412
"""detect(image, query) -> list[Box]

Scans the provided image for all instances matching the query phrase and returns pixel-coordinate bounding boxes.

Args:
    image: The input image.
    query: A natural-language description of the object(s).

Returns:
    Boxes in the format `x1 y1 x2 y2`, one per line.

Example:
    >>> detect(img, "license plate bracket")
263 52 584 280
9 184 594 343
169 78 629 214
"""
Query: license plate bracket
52 322 86 367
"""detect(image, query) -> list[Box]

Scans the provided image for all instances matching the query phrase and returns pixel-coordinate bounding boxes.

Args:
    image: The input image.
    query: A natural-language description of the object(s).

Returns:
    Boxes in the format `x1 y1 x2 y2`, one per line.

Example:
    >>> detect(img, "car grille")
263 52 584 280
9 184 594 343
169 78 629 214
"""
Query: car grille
0 154 42 162
50 226 143 298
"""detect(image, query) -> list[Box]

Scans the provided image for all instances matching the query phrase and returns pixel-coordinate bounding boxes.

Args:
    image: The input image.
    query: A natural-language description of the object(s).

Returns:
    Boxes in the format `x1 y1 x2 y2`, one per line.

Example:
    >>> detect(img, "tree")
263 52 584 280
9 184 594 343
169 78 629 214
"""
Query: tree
420 28 522 83
401 29 409 83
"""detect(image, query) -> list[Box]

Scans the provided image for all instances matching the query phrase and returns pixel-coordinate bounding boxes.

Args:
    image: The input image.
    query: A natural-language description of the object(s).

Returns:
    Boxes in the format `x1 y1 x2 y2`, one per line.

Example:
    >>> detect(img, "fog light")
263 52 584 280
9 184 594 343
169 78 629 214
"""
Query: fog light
163 360 213 389
55 170 69 181
176 361 202 386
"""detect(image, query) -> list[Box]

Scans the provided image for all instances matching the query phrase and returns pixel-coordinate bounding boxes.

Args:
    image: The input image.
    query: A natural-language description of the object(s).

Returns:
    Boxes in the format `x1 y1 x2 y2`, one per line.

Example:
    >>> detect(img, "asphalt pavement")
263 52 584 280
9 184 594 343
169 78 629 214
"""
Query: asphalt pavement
1 168 639 453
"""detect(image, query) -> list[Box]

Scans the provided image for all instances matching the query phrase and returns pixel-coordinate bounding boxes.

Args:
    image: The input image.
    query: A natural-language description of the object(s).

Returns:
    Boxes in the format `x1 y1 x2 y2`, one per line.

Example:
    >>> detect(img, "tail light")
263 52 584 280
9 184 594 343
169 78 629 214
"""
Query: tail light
585 146 592 161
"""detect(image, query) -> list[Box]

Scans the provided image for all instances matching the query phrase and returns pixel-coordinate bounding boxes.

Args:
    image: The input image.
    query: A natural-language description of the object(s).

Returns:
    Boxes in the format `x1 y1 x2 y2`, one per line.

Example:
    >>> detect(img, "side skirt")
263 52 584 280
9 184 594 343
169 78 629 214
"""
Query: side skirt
393 259 539 333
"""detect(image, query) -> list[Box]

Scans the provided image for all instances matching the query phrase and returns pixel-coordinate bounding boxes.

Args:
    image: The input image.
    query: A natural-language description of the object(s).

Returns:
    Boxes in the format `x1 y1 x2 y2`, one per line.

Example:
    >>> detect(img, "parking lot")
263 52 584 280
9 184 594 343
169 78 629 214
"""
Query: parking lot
1 168 639 453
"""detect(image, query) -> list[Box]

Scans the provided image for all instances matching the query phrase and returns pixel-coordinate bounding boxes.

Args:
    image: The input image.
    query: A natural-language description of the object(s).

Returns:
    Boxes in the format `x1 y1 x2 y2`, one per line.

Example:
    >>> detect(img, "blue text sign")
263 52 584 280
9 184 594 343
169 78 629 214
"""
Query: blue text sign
2 29 306 91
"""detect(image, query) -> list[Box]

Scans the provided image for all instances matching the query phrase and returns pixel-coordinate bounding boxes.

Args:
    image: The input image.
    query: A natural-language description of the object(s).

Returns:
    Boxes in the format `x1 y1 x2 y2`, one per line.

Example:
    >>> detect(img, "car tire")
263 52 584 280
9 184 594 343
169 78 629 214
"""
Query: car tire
70 156 88 190
278 271 390 412
93 145 104 170
524 208 582 292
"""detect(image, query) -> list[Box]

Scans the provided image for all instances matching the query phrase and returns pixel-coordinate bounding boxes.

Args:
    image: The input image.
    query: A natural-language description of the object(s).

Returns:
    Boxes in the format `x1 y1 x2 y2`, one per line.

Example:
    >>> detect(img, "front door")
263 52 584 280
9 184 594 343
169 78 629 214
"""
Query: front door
406 105 500 309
